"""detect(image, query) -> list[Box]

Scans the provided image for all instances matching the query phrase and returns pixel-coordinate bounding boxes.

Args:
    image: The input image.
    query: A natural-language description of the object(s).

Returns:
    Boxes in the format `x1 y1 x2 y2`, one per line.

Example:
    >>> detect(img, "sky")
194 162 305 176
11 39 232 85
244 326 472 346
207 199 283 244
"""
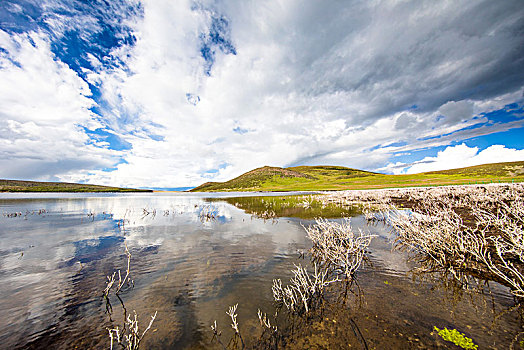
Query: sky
0 0 523 189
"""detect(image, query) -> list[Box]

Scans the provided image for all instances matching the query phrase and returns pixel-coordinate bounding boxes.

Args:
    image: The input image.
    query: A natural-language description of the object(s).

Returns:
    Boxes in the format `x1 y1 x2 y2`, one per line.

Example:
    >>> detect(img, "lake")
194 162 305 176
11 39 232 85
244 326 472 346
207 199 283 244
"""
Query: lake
0 192 520 349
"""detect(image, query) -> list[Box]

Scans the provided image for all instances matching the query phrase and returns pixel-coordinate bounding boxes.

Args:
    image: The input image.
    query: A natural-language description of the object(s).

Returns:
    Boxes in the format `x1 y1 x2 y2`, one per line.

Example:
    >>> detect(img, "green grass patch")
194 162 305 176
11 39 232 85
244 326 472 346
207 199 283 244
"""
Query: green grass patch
191 161 524 192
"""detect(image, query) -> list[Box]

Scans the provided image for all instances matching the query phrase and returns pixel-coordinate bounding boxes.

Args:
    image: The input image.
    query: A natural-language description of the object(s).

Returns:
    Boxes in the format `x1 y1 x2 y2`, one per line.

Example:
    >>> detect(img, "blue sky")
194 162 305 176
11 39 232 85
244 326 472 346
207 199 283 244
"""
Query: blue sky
0 0 523 188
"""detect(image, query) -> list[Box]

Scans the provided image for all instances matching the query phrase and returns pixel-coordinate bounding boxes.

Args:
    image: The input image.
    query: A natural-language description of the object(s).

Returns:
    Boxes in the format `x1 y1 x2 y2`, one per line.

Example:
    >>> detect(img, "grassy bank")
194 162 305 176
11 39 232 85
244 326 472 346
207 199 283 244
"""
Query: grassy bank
0 179 152 192
191 161 524 192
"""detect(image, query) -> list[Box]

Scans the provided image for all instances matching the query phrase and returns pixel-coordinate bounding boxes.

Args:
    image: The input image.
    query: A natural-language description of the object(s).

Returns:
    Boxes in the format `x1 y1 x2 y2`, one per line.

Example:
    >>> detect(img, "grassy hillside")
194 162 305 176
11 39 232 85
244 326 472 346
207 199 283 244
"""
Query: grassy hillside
191 166 315 191
0 179 152 192
287 165 378 178
190 161 524 192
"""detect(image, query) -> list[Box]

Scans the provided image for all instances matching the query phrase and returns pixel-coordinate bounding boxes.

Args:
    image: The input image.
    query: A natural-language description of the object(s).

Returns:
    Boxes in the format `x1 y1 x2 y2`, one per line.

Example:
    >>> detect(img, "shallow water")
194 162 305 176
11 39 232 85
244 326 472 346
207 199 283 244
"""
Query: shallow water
0 192 520 349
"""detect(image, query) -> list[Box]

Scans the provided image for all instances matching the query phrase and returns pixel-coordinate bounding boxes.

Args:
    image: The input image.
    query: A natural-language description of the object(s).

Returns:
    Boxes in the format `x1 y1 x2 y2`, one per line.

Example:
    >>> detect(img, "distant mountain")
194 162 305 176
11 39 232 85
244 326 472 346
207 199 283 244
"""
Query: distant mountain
0 179 152 192
190 161 524 192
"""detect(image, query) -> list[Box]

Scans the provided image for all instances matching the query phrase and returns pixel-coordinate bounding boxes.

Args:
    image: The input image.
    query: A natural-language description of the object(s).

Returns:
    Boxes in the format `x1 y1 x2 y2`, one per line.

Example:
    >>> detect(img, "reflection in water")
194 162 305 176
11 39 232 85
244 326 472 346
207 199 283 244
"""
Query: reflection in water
0 192 521 349
208 195 361 220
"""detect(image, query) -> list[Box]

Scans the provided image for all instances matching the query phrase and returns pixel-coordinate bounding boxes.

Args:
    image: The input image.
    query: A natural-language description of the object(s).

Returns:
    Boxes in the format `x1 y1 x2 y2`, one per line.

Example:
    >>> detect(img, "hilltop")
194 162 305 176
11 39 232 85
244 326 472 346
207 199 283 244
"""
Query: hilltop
190 165 376 191
190 161 524 192
0 179 152 193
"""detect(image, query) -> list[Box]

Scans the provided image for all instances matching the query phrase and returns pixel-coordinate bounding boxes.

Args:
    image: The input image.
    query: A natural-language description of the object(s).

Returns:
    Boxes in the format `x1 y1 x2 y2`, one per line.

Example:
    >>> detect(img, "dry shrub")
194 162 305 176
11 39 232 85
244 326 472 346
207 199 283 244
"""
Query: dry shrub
318 183 524 298
304 218 375 280
380 184 523 298
272 263 338 313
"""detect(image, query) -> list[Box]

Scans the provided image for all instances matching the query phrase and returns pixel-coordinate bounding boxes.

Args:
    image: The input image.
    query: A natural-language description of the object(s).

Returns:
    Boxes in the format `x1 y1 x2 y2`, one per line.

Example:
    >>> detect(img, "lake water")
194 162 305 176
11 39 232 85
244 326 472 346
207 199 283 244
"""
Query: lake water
0 192 520 349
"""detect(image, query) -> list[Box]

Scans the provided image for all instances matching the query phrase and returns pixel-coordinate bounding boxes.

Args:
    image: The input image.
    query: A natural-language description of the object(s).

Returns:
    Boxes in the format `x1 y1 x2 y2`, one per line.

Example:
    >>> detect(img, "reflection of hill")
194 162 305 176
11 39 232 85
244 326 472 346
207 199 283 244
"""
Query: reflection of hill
209 195 361 219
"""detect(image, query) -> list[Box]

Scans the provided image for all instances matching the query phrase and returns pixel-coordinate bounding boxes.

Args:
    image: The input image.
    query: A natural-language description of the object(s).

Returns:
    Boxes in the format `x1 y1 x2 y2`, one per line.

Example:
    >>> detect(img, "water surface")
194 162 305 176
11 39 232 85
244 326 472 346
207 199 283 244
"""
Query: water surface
0 192 520 349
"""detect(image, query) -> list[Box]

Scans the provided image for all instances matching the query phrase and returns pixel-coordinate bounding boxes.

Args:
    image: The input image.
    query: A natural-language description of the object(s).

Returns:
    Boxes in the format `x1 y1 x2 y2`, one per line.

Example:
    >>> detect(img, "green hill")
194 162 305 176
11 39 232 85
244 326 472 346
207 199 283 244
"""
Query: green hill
0 179 152 192
190 166 317 191
190 161 524 192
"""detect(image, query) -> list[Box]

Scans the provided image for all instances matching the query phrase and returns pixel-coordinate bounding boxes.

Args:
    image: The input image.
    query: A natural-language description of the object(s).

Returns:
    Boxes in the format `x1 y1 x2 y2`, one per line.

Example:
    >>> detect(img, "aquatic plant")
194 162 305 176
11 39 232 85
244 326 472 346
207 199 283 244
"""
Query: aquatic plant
257 309 277 333
387 185 524 298
104 244 133 298
301 196 314 209
272 263 338 313
103 244 157 350
305 218 375 280
270 217 373 318
108 311 157 350
211 304 246 349
321 183 524 298
433 326 478 349
362 205 388 222
227 304 240 335
198 204 218 222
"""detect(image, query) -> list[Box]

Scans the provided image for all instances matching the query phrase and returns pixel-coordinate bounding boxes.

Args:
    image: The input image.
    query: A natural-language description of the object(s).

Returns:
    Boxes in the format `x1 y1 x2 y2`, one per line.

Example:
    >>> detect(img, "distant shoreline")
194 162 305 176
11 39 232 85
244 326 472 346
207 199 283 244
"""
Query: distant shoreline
0 179 152 193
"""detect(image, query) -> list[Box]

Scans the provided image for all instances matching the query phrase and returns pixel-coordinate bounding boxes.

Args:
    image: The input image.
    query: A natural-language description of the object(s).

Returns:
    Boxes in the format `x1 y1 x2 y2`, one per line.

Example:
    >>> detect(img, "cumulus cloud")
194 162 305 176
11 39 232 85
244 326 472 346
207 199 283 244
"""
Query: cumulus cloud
0 0 523 187
0 29 119 181
383 144 524 175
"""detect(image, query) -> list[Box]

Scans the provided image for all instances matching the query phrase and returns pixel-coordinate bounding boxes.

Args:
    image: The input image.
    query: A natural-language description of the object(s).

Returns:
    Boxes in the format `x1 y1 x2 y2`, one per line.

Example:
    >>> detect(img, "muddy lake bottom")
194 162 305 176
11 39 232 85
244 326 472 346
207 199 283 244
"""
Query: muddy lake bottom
0 192 520 349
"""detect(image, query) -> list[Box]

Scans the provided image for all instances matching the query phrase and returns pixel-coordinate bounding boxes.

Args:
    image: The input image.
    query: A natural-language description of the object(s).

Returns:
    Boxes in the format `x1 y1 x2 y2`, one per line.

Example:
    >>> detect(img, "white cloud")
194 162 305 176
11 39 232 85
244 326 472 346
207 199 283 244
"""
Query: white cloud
0 30 93 124
0 1 523 187
383 144 524 175
0 29 120 181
